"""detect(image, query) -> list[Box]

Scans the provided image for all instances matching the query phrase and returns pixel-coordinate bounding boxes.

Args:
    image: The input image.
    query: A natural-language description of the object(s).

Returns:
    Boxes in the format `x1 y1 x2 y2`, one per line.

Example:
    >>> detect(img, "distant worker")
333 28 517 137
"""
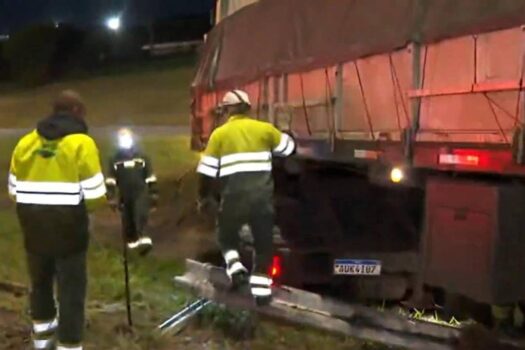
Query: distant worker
197 89 296 306
105 128 157 255
8 90 106 350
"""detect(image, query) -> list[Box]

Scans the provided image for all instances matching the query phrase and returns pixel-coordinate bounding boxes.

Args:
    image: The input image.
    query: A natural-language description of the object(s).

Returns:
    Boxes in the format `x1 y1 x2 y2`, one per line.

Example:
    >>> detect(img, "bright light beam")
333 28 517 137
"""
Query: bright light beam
390 167 404 184
106 16 121 31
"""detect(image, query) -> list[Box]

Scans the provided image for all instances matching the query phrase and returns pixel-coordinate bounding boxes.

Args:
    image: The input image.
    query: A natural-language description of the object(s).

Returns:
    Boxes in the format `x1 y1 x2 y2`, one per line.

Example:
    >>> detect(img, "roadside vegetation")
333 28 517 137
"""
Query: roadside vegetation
0 56 195 128
0 59 392 348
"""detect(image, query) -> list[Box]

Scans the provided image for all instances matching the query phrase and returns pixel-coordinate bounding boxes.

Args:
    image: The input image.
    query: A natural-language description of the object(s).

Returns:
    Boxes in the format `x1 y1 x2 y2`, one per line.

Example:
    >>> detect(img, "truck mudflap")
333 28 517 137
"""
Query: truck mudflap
174 259 460 350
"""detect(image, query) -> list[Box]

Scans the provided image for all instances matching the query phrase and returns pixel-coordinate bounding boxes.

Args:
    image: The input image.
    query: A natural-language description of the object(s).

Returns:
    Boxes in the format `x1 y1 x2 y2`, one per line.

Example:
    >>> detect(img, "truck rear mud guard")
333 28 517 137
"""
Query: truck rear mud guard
174 259 460 350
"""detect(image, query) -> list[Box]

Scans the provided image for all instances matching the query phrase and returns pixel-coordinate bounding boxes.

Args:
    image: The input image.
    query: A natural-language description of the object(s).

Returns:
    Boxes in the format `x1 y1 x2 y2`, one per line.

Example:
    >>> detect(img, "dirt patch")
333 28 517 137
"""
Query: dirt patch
150 207 219 262
91 192 220 264
0 307 30 350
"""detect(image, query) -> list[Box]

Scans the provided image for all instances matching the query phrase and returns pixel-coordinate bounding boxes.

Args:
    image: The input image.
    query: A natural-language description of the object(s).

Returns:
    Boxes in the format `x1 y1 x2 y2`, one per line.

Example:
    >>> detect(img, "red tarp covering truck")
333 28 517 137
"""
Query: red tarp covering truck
191 0 525 313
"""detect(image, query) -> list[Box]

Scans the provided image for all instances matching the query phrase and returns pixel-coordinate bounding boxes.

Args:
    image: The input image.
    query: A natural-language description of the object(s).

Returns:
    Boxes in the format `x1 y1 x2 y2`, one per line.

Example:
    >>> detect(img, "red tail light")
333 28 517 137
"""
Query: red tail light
269 255 282 282
438 149 490 167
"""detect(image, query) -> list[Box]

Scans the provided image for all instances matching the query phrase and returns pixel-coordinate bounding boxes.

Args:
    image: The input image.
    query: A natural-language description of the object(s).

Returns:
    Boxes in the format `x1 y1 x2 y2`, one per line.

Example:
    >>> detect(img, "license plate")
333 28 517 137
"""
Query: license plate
333 259 382 276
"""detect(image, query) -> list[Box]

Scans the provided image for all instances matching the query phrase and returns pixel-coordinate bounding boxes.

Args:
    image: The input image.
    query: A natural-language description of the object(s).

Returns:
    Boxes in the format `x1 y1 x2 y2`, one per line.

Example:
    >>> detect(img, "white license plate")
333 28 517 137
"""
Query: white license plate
333 259 382 276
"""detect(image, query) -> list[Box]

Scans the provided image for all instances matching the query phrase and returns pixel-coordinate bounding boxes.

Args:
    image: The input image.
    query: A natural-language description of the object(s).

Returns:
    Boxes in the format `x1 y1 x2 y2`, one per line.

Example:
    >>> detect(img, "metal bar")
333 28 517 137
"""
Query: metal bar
269 77 277 124
335 64 344 139
161 301 211 334
262 76 269 122
274 99 331 109
284 73 289 104
408 81 524 98
517 28 525 163
410 42 423 132
122 225 133 327
278 75 285 104
175 260 460 350
389 54 403 131
158 299 212 333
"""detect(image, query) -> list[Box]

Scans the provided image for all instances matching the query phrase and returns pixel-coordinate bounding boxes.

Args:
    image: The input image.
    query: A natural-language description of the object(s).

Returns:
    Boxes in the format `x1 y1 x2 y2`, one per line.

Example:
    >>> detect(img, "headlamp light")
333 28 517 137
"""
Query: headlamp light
117 129 134 149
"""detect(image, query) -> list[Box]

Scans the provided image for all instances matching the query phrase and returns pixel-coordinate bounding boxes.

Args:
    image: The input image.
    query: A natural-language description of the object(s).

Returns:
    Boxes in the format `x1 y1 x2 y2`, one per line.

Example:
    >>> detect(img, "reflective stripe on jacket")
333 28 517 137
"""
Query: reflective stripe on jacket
9 130 106 208
105 149 158 201
196 115 295 179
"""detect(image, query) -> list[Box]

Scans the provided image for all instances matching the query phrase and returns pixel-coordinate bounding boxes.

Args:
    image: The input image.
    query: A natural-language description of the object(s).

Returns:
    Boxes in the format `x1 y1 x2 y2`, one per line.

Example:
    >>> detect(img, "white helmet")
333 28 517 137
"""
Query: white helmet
221 89 251 107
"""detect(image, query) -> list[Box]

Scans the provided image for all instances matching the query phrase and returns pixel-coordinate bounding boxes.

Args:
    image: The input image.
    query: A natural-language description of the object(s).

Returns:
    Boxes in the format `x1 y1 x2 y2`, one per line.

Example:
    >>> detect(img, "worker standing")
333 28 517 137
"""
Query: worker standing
105 128 157 255
8 90 106 350
197 89 295 306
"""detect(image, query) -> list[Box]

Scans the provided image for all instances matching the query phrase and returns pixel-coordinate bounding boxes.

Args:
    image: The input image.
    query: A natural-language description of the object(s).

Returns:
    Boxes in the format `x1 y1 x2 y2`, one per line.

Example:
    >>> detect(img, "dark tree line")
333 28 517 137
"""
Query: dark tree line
0 16 211 86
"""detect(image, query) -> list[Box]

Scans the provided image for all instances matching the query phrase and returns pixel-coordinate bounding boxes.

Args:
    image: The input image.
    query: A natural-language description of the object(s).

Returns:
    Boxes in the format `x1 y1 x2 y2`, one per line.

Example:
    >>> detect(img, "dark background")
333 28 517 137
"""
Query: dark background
0 0 216 85
0 0 215 33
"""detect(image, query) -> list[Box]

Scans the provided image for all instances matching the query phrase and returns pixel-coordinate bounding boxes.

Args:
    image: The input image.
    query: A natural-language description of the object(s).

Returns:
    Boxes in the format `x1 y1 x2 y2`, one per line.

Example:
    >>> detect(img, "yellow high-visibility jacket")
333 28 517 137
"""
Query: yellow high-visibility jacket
9 130 106 210
197 115 295 179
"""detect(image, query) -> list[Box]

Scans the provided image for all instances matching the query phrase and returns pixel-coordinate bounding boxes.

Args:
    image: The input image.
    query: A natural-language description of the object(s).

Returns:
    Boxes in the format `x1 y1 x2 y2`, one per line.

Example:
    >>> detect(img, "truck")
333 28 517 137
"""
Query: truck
190 0 525 324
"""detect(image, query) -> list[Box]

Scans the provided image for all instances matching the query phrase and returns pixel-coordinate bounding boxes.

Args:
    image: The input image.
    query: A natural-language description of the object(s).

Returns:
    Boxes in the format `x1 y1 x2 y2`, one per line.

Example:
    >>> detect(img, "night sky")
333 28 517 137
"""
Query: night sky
0 0 215 33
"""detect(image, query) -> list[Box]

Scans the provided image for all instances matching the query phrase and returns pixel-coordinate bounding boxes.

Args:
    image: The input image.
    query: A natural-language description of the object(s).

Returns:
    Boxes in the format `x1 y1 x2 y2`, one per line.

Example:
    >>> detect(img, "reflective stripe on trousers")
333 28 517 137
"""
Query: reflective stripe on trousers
57 344 83 350
33 318 58 335
250 274 272 297
33 338 54 350
33 318 58 349
223 250 247 277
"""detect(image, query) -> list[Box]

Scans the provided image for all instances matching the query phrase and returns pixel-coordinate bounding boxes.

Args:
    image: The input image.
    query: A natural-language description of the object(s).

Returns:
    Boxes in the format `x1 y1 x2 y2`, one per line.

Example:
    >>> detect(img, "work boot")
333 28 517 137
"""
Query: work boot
250 275 273 307
127 236 153 256
224 250 249 290
228 263 249 290
32 318 58 350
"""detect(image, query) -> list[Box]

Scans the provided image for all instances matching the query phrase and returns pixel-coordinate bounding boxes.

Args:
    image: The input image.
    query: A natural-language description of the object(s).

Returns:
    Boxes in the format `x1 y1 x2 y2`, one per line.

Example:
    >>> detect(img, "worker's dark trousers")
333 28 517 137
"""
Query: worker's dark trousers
121 191 150 242
218 191 274 274
26 251 87 345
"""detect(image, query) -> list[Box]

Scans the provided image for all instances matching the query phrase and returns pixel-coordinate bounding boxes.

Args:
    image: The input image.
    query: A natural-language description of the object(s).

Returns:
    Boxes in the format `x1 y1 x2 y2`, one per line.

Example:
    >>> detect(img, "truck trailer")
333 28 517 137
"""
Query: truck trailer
190 0 525 321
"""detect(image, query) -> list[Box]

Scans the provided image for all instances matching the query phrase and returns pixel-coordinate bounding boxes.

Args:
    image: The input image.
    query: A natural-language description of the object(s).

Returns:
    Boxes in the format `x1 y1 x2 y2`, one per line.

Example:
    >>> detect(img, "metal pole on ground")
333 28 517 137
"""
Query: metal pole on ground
121 208 133 327
158 298 211 334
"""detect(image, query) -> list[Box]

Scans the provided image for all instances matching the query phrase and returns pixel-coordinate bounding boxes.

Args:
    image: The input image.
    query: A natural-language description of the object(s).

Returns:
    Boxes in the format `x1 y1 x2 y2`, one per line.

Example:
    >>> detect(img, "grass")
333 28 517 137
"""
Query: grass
0 133 394 349
0 134 201 349
0 61 394 347
0 56 196 129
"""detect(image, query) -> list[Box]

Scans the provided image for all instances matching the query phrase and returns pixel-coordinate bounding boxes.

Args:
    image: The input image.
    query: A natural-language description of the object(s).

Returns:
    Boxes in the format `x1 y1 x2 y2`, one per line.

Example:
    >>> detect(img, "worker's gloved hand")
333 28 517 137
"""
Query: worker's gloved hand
150 194 159 212
197 197 219 215
108 200 119 212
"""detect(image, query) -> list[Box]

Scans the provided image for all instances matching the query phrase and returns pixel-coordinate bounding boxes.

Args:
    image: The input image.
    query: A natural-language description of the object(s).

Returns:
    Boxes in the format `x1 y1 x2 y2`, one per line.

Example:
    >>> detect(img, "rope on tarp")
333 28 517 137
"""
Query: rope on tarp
299 73 313 136
484 93 510 144
389 55 403 131
324 68 337 149
354 61 375 141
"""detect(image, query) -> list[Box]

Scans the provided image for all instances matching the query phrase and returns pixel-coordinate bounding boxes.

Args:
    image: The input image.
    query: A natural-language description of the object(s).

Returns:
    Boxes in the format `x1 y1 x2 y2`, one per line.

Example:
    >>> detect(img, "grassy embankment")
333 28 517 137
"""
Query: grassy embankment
0 56 195 128
0 58 390 349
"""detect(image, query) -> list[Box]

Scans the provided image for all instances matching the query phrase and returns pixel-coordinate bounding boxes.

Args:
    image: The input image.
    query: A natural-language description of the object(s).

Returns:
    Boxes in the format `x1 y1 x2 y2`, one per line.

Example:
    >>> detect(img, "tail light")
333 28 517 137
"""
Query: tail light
438 149 489 167
269 255 283 283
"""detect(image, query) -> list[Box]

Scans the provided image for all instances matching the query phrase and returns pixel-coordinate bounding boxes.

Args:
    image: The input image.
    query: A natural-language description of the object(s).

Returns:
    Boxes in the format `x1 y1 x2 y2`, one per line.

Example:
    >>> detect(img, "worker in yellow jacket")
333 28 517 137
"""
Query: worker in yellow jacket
8 90 106 350
197 89 295 306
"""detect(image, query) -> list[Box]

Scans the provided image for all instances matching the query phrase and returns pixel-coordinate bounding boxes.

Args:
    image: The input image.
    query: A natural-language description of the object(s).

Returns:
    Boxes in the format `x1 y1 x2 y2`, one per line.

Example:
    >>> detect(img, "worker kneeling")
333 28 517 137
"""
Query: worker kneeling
197 90 296 306
106 128 157 255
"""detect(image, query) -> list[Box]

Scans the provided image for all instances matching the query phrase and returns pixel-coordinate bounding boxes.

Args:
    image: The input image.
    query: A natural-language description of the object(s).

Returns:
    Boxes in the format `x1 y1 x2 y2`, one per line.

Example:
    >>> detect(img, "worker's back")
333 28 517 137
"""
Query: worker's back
9 113 105 256
109 148 152 201
204 115 286 195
